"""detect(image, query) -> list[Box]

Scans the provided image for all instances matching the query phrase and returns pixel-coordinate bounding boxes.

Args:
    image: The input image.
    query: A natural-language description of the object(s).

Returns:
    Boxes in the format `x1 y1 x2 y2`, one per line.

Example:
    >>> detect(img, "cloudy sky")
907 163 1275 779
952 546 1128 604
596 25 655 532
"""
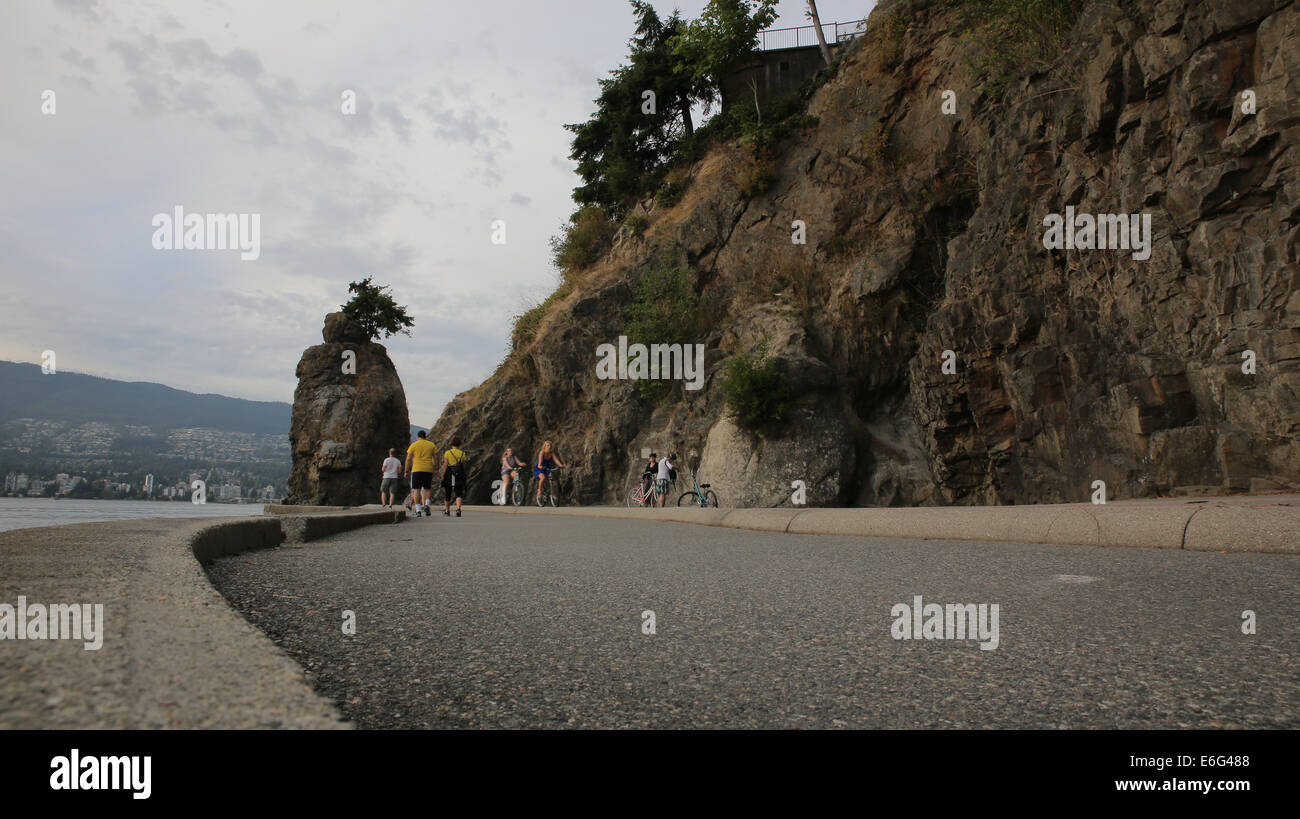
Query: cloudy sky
1 0 875 427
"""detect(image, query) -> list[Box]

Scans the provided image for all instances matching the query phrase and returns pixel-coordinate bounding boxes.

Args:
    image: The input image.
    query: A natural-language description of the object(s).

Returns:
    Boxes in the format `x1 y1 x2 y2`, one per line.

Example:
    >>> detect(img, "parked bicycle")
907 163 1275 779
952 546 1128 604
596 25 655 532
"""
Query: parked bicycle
676 471 718 507
627 478 656 508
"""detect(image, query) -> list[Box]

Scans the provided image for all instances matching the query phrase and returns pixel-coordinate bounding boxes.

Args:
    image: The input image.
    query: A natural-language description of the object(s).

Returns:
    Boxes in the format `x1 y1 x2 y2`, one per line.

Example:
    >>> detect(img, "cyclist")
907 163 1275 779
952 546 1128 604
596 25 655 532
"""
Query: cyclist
534 440 566 506
500 447 526 505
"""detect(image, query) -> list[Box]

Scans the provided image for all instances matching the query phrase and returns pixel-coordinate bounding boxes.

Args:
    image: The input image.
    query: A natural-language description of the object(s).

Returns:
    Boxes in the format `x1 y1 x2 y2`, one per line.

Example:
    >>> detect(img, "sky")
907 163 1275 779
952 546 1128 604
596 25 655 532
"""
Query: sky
0 0 876 428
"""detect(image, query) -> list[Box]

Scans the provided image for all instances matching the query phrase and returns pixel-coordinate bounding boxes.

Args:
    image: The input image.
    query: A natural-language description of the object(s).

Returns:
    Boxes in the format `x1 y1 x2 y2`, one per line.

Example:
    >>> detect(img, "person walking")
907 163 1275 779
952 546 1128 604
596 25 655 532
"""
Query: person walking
380 448 403 508
441 436 468 517
405 430 438 518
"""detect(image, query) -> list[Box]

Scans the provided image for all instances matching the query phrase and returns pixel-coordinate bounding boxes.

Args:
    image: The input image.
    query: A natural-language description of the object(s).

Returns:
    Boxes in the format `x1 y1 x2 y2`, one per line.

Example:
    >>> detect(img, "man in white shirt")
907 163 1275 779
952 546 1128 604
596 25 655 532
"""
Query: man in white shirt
380 448 403 508
656 452 675 508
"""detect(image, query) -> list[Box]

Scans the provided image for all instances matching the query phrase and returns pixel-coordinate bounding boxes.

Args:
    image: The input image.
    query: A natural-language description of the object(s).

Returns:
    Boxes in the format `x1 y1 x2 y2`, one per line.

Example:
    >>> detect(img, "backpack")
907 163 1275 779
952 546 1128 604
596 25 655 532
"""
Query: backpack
446 448 466 480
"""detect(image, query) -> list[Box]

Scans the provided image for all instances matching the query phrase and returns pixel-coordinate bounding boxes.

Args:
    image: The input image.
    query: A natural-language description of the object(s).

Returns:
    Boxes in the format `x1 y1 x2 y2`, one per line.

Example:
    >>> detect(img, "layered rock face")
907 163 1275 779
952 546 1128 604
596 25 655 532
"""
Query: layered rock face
287 313 410 506
432 0 1298 507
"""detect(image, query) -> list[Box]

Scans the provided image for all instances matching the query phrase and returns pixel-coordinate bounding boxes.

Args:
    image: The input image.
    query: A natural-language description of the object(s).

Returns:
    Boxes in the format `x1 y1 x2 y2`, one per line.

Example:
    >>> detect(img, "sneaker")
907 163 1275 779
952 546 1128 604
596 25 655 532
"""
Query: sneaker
455 509 462 517
443 509 450 517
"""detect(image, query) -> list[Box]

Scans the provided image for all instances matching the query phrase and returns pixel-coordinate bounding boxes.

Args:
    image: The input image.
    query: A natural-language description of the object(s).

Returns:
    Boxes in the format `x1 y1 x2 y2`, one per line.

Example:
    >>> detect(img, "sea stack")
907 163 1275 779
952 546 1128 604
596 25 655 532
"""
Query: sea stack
286 312 410 506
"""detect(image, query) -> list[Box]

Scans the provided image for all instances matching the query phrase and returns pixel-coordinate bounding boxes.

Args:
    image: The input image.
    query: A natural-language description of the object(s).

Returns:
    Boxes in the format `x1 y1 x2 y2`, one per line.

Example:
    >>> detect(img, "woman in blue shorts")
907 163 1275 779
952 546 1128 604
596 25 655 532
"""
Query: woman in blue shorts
534 440 565 506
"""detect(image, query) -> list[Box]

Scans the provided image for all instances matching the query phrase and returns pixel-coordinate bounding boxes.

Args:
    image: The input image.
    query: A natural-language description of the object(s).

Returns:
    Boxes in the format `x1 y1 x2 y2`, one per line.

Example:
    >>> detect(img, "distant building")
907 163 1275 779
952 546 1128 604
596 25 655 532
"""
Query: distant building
15 474 29 491
144 474 155 495
3 473 14 493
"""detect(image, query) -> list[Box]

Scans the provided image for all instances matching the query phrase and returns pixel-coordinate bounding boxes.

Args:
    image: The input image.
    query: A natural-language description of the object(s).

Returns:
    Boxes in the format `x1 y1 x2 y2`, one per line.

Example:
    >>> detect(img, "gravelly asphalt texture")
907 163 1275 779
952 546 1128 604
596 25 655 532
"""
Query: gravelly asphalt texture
206 512 1300 729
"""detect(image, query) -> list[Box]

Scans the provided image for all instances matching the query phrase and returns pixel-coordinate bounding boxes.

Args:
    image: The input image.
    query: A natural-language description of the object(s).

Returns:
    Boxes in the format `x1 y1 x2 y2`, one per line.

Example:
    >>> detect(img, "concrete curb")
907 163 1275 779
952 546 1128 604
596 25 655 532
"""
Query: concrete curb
464 496 1299 554
277 508 406 544
0 507 405 729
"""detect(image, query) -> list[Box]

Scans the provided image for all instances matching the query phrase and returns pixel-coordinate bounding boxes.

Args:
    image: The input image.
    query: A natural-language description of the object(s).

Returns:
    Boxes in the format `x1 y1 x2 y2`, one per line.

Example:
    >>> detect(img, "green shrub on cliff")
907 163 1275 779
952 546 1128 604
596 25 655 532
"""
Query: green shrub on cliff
551 206 619 276
721 337 791 436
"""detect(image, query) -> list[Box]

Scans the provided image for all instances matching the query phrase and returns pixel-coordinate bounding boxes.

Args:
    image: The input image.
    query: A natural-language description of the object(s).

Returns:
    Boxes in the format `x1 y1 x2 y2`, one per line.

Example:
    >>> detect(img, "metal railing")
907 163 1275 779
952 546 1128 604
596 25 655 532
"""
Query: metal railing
757 19 866 51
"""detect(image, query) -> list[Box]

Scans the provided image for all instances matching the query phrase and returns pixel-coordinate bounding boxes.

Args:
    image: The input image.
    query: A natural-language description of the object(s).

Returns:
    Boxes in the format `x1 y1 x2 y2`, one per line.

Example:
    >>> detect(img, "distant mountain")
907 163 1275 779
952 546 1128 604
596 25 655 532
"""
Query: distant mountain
0 361 288 434
0 362 426 438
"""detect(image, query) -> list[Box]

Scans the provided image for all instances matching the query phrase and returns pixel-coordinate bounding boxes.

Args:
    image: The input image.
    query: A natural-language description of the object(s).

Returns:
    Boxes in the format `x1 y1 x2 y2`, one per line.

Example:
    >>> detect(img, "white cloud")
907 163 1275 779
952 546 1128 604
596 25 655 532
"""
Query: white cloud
0 0 873 423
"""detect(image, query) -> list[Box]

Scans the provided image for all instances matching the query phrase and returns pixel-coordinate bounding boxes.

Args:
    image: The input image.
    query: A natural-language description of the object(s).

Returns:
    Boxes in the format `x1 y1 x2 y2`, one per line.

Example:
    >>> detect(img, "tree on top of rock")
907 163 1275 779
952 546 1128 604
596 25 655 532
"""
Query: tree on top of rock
341 277 414 340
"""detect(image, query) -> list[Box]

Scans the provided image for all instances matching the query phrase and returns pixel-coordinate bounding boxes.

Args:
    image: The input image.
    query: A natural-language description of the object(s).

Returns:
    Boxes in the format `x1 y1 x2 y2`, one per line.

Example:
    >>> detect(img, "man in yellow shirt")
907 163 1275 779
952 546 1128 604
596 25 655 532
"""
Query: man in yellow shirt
405 430 438 517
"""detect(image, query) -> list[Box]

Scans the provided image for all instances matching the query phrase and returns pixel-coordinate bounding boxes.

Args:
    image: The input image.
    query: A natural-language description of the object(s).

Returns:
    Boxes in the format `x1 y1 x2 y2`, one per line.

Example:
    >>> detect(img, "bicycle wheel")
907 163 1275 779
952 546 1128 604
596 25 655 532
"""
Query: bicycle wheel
704 490 719 508
676 491 698 507
626 486 643 508
511 479 523 506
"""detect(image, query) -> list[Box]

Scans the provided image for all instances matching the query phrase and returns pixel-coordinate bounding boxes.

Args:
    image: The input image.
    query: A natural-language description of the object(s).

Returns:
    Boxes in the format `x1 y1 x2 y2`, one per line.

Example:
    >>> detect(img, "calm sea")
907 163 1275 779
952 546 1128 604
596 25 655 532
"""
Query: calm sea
0 497 262 533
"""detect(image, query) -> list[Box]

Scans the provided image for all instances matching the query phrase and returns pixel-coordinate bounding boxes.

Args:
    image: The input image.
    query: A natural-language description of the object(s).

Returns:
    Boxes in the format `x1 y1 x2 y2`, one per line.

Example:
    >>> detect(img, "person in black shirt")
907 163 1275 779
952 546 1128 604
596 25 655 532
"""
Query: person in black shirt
641 453 658 499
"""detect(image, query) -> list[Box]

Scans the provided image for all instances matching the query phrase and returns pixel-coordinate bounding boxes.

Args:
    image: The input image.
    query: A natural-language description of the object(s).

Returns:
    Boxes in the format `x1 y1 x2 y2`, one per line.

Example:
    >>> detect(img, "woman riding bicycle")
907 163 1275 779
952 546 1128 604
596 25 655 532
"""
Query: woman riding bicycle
500 447 525 505
534 440 566 506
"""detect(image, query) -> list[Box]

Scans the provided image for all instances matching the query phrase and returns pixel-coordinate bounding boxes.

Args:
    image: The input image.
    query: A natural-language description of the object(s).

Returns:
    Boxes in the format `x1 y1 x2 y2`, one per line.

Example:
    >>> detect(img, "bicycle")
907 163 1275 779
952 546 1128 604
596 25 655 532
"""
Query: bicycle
500 469 525 506
535 466 568 507
627 476 657 508
676 471 718 507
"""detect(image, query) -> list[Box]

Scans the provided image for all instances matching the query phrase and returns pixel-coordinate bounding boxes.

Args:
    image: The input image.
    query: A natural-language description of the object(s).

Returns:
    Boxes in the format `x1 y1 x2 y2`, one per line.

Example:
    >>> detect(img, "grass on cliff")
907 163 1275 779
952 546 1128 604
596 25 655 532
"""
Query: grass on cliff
945 0 1085 100
625 249 702 402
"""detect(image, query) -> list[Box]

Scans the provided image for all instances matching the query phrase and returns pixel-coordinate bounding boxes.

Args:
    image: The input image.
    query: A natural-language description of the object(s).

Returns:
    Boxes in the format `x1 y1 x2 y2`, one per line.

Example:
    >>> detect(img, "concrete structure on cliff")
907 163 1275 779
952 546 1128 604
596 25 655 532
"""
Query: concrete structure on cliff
721 19 865 114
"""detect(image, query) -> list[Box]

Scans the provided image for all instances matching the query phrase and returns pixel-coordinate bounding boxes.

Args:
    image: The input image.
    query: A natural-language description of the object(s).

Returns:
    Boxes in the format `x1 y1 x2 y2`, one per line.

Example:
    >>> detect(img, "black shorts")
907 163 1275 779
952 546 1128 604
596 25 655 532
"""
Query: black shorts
442 473 465 500
410 471 433 490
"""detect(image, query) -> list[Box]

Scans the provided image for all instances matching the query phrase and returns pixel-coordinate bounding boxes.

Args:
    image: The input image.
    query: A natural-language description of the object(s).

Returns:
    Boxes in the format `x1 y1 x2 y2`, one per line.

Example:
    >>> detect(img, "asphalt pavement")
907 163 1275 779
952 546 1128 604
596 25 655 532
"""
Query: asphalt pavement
206 511 1300 729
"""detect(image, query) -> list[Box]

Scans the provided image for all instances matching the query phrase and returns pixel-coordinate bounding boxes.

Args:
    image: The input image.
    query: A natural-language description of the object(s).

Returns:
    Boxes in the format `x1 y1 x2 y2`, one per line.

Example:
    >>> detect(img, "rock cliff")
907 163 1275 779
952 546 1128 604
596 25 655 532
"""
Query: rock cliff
432 0 1299 507
287 313 410 506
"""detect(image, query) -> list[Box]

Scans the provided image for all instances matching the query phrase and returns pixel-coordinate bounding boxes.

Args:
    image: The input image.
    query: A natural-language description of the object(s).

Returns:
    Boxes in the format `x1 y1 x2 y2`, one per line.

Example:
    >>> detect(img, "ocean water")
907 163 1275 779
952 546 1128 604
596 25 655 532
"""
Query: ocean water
0 497 262 533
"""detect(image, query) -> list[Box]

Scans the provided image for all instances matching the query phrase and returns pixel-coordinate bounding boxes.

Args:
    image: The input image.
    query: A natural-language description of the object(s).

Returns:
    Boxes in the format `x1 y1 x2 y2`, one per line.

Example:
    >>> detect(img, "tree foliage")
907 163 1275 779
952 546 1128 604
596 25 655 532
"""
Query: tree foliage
564 0 777 216
341 277 414 341
566 2 697 214
672 0 778 114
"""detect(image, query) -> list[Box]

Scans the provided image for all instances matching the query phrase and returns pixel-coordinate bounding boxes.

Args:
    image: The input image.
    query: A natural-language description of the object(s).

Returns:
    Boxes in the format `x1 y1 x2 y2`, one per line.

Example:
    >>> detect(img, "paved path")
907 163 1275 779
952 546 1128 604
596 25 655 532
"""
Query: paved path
207 511 1300 729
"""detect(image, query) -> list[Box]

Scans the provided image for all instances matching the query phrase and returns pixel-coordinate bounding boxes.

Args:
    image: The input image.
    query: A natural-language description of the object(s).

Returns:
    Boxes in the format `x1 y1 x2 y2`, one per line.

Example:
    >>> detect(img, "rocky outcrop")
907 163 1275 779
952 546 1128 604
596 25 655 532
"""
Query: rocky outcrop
286 313 410 506
432 0 1299 507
